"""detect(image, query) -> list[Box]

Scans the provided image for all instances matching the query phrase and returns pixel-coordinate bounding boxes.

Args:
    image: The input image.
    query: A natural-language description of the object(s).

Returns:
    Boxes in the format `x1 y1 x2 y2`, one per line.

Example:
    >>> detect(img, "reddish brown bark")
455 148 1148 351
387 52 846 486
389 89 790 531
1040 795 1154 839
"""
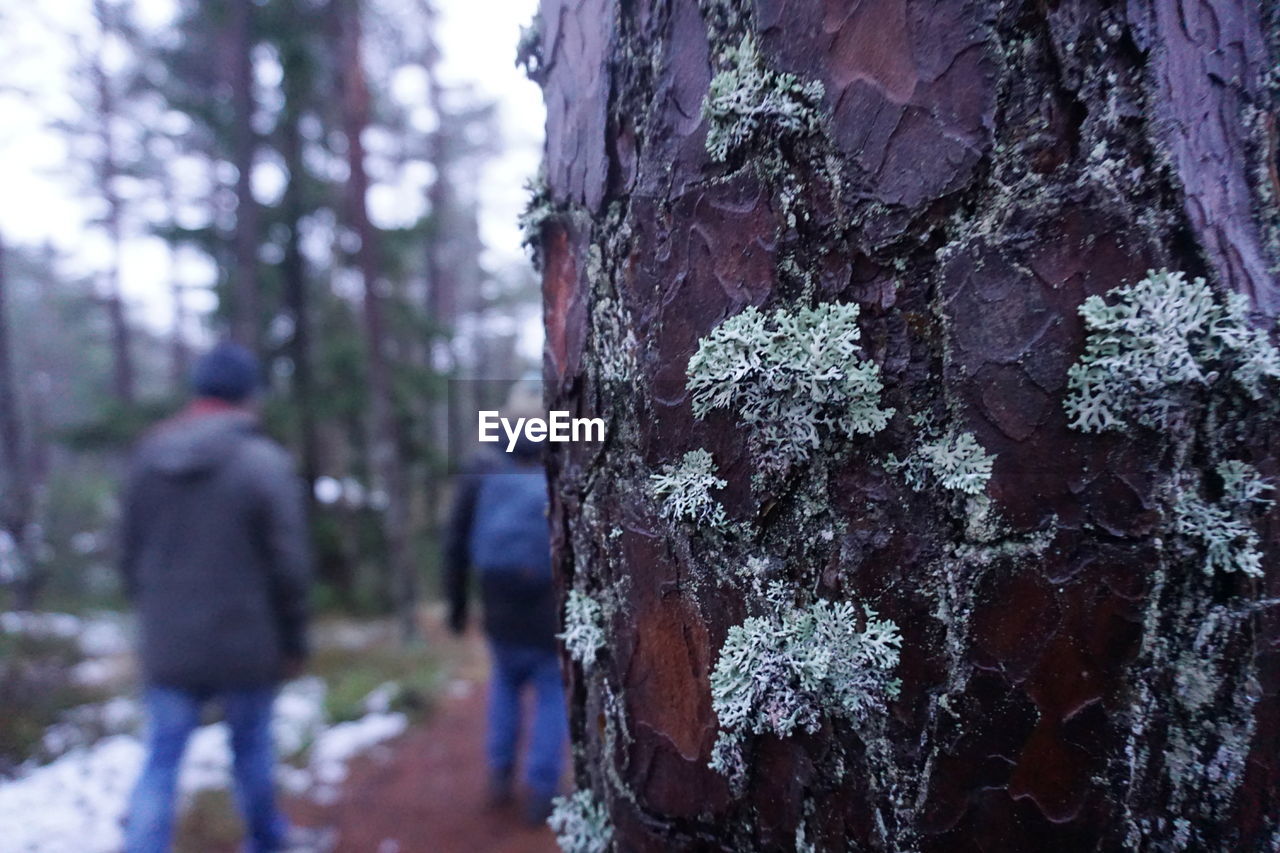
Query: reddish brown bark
536 0 1280 849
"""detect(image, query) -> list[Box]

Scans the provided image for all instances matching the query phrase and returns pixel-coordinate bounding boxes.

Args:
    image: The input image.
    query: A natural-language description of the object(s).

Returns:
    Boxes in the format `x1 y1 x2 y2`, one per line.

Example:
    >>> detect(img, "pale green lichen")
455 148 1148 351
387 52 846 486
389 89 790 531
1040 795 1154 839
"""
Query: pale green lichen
889 430 996 496
518 170 554 267
1217 459 1274 507
686 302 893 473
702 34 826 163
1064 269 1280 432
591 295 639 386
708 588 902 780
548 788 612 853
737 554 771 588
515 13 543 80
650 449 729 527
794 820 816 853
1172 461 1273 578
560 589 607 669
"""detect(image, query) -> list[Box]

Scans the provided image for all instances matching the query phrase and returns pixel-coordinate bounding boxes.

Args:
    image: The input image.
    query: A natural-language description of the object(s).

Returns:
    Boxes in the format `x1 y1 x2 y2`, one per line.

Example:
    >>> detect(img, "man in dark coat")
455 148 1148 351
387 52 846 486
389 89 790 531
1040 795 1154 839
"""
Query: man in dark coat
119 341 311 853
444 424 566 825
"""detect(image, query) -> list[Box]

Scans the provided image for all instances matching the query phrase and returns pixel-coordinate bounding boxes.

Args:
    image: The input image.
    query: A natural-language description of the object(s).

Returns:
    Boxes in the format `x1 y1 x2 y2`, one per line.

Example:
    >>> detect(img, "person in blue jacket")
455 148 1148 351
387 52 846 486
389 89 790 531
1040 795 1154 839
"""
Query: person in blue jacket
443 425 566 824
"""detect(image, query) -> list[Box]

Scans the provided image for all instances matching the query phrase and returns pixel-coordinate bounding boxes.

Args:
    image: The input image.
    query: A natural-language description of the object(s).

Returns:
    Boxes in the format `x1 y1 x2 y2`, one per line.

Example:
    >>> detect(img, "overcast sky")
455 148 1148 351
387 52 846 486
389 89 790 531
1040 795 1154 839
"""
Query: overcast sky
0 0 543 333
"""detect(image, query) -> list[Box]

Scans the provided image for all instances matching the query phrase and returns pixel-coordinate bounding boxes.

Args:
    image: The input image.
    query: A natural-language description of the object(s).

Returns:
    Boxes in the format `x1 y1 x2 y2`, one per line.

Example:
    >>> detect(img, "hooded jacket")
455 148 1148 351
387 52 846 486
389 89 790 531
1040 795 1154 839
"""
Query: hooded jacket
119 407 311 689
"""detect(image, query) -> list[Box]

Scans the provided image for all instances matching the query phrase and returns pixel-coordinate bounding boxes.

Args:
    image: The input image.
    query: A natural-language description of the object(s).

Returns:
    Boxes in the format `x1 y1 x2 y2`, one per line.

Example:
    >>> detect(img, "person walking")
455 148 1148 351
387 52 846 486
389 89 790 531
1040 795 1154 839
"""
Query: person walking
444 419 566 825
119 341 312 853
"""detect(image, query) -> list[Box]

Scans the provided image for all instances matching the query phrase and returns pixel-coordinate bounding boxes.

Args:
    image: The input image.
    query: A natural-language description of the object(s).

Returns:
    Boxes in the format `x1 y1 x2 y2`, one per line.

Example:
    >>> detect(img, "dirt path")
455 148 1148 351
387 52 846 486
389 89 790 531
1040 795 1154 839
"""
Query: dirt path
291 631 560 853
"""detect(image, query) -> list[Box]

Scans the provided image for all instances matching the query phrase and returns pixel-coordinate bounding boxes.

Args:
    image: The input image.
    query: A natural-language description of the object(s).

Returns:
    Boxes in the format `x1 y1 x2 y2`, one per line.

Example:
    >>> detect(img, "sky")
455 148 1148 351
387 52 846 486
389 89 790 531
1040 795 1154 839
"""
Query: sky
0 0 544 335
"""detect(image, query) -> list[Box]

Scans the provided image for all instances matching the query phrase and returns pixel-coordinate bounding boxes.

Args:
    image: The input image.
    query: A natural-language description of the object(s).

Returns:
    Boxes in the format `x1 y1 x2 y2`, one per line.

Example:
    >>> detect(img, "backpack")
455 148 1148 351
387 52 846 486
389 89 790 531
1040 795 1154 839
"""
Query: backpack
467 464 551 579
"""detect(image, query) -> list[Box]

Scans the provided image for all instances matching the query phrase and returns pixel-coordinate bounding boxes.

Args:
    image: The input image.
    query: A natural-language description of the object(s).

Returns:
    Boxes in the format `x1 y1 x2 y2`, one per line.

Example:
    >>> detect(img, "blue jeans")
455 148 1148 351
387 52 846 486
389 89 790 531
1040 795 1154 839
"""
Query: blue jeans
487 641 568 798
125 685 287 853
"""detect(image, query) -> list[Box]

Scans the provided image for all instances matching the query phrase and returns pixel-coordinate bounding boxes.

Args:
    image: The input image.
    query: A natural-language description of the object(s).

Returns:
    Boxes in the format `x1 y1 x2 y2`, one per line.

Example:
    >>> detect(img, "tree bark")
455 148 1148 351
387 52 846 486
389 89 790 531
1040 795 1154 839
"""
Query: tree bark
278 9 322 507
411 0 450 549
335 0 419 641
0 236 36 609
92 0 136 404
227 0 263 352
155 158 191 391
536 1 1280 850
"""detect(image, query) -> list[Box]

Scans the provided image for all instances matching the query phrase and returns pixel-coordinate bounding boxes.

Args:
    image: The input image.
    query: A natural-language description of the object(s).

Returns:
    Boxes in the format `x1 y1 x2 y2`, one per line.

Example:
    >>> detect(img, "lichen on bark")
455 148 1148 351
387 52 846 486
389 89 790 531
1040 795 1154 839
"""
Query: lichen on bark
534 0 1280 849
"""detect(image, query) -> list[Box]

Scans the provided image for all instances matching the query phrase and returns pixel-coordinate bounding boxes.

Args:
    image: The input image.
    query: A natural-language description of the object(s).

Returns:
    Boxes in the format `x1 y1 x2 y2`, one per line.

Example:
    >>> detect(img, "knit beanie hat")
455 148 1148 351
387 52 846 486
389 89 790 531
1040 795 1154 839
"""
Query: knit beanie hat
191 341 261 403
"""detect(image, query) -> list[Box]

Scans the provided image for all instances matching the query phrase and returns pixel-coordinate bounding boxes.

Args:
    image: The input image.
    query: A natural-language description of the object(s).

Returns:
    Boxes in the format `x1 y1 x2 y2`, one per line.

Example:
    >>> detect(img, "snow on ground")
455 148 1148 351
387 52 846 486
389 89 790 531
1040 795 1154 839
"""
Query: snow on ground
0 610 82 640
0 735 143 853
0 610 130 662
39 696 140 757
0 678 407 853
1 613 410 853
307 713 409 804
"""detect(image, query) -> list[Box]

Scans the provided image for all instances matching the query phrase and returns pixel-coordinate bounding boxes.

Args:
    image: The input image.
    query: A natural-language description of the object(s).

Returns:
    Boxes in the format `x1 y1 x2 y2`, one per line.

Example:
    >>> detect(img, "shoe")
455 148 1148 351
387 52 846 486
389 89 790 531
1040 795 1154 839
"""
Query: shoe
523 790 555 826
487 768 514 808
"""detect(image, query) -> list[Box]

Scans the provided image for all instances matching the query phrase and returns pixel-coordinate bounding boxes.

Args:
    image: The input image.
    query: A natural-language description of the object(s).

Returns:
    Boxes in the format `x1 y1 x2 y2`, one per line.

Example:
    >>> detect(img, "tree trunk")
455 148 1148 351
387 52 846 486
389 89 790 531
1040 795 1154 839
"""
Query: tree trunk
92 0 136 404
536 1 1280 850
0 236 36 609
278 11 322 508
335 0 419 641
277 7 354 597
157 163 191 391
228 0 262 352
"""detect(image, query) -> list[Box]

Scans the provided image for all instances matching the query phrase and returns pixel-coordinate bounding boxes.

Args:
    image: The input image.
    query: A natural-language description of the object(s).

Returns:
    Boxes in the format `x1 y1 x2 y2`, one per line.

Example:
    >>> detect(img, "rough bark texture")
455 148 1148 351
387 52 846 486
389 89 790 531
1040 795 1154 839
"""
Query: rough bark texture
535 1 1280 850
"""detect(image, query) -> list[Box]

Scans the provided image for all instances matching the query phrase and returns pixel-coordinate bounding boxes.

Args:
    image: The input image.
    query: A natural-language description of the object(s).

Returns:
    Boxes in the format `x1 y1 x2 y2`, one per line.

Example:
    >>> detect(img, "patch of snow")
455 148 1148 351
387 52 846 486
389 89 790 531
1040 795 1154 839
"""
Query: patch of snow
276 764 313 797
0 676 409 852
39 697 140 759
308 713 407 788
179 724 232 793
0 610 81 639
100 697 139 732
360 681 401 715
77 617 130 658
0 611 129 660
70 657 129 688
0 735 142 853
273 677 328 757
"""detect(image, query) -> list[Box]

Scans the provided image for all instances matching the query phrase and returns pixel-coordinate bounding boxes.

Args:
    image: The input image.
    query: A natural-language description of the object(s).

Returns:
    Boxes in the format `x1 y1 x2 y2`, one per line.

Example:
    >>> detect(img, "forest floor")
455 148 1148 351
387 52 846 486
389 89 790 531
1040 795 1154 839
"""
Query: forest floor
286 623 560 853
0 607 560 853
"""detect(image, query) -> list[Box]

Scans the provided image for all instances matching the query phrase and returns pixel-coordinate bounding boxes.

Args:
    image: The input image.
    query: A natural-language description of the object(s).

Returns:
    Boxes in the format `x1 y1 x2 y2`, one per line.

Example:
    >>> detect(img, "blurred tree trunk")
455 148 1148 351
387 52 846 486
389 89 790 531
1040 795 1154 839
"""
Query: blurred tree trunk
91 0 135 404
227 0 262 352
536 0 1280 849
0 237 36 609
277 7 326 537
156 162 191 390
168 273 190 390
335 0 418 640
417 0 451 536
414 0 497 543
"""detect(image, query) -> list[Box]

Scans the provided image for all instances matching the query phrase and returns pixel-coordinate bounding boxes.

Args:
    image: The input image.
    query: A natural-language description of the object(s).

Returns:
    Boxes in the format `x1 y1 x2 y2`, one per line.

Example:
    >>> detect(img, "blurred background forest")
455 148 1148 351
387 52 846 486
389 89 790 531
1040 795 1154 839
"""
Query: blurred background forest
0 0 544 621
0 3 555 846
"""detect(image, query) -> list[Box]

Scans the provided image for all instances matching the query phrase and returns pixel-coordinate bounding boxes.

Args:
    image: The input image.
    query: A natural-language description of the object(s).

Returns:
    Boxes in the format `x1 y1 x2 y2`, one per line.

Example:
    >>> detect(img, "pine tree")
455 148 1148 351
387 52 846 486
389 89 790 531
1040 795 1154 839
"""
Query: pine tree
534 1 1280 848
